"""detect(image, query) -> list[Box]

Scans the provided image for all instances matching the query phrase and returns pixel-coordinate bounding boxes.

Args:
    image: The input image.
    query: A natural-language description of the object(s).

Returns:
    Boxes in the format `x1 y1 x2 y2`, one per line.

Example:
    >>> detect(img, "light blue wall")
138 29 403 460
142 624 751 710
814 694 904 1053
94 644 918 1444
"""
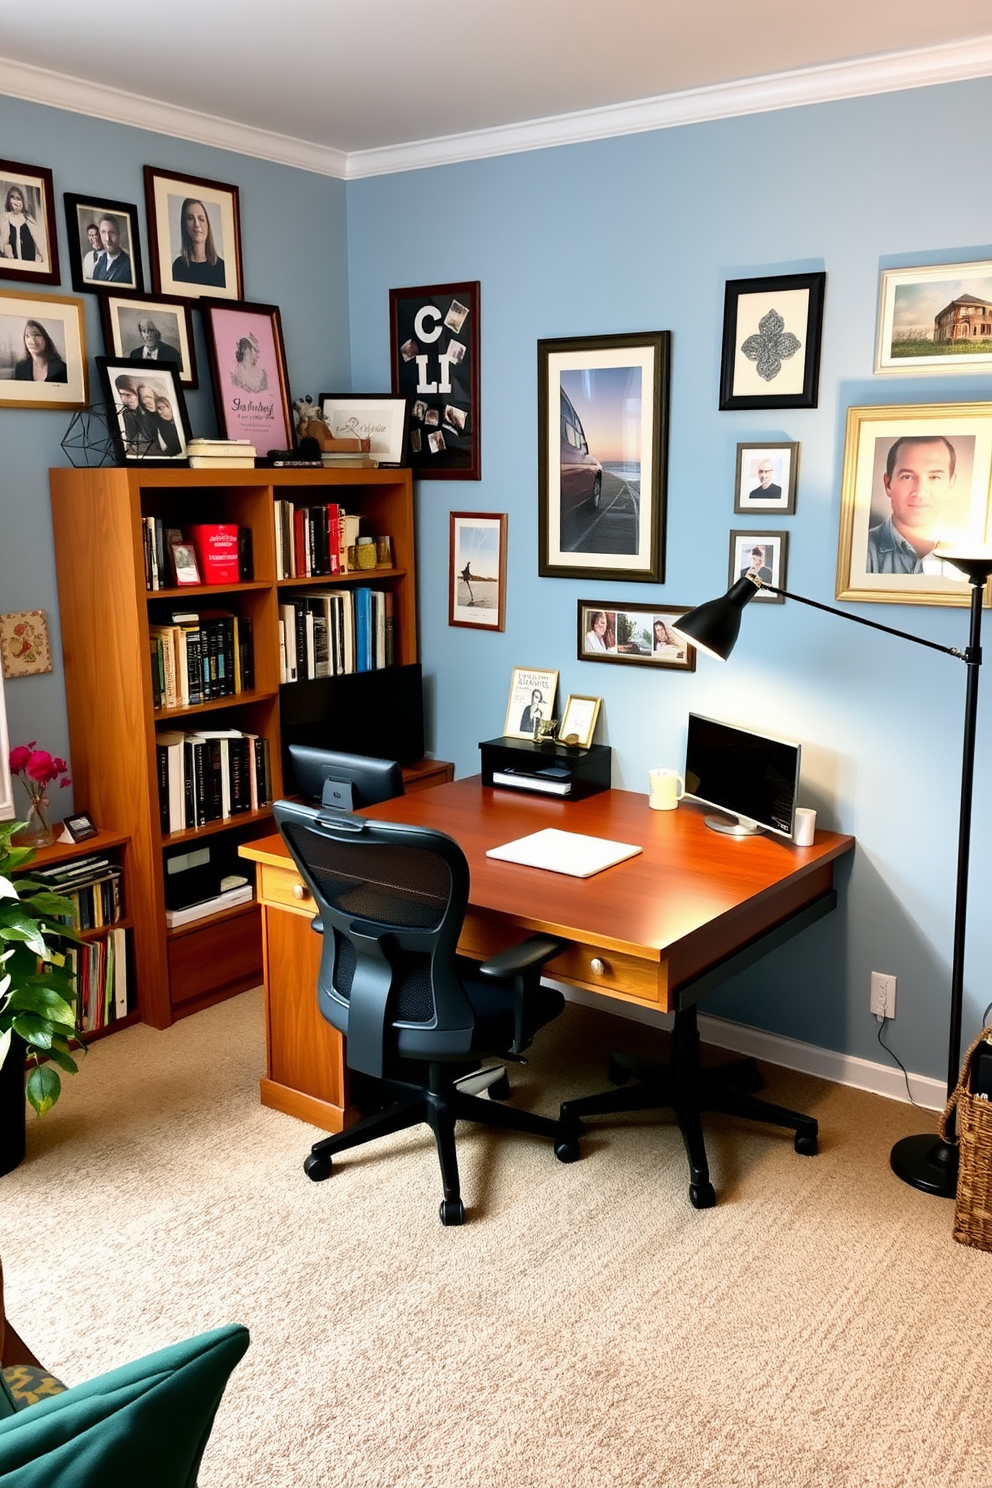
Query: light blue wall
0 93 350 823
347 78 992 1079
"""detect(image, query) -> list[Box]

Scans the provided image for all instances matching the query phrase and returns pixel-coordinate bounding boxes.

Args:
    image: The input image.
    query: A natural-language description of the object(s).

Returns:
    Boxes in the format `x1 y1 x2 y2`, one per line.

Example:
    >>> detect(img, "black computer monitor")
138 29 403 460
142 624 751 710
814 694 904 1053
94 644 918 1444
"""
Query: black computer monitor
683 713 800 839
288 745 404 812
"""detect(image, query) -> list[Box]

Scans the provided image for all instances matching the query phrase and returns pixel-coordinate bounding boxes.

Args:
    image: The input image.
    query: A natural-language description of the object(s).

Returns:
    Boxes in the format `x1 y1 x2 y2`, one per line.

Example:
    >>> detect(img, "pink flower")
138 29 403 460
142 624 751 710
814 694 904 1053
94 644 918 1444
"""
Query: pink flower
25 751 56 784
9 742 71 792
8 744 32 774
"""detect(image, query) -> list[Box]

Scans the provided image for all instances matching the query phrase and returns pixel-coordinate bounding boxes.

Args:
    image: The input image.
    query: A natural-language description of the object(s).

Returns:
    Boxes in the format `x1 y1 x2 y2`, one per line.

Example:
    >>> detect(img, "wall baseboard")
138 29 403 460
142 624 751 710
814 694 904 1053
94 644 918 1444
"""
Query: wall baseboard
556 983 946 1112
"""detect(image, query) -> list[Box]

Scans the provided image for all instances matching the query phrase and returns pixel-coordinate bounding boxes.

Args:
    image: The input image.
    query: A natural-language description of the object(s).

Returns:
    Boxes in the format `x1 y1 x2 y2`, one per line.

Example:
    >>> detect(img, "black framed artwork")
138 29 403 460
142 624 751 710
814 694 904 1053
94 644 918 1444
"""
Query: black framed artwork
99 291 197 387
96 357 191 465
719 272 825 411
144 166 244 303
389 281 480 478
0 159 60 286
63 193 143 294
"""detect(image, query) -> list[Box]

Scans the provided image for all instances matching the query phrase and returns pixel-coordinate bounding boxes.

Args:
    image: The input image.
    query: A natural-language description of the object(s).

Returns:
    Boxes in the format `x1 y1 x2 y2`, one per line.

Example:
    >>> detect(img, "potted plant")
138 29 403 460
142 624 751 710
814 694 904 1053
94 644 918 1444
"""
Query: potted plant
0 818 81 1175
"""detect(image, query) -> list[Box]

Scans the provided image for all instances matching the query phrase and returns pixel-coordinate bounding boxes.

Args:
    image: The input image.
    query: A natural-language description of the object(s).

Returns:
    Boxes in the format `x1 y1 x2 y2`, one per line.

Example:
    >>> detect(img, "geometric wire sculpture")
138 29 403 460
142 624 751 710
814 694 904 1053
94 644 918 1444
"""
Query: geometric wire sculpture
60 403 120 468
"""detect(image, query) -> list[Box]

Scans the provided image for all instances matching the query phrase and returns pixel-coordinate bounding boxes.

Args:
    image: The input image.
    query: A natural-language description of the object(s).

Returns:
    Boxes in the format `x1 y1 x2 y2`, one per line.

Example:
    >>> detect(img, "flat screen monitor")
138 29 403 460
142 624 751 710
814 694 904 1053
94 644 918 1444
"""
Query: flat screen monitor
683 713 800 839
279 663 425 768
288 745 404 812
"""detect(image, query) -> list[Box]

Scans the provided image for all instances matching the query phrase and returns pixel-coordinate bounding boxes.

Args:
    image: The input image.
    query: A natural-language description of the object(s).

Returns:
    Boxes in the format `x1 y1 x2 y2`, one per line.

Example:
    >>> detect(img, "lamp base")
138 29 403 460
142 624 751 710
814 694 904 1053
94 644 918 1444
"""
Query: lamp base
890 1133 958 1197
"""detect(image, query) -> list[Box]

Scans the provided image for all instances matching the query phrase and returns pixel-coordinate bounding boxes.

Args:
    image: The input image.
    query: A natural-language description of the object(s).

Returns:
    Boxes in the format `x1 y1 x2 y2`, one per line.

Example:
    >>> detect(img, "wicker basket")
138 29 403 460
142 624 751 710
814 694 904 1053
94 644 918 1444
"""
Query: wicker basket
940 1029 992 1251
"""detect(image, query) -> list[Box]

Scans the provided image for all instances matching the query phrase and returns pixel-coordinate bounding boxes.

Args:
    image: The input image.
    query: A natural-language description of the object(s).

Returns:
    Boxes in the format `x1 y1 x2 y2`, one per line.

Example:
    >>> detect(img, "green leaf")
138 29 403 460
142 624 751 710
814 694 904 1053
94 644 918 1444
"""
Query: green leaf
25 1063 60 1117
13 1015 55 1050
23 890 75 916
7 985 77 1024
0 906 48 958
44 1044 79 1075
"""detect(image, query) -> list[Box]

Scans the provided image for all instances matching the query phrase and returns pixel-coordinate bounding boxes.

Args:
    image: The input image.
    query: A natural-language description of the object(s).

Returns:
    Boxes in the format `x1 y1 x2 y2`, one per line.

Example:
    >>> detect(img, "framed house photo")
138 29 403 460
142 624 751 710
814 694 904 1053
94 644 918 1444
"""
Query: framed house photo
577 602 695 669
0 160 59 285
144 167 243 302
319 393 410 466
734 442 798 514
719 272 825 410
448 512 507 631
835 403 992 607
100 291 197 387
875 261 992 375
389 281 480 478
96 356 191 465
504 667 559 741
0 289 87 409
201 299 293 451
728 531 788 600
63 193 143 293
559 694 602 748
538 331 670 583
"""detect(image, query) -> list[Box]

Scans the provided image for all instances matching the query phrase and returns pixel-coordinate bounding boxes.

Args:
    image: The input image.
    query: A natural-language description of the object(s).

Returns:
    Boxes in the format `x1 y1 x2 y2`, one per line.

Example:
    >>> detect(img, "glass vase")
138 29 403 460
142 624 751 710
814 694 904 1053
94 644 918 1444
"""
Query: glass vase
14 794 55 849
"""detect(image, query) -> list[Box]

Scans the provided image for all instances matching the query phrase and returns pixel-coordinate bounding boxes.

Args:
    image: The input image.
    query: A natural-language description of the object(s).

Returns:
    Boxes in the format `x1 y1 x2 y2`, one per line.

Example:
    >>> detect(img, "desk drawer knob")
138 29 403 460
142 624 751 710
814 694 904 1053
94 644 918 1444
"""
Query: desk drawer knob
589 957 607 976
292 883 310 901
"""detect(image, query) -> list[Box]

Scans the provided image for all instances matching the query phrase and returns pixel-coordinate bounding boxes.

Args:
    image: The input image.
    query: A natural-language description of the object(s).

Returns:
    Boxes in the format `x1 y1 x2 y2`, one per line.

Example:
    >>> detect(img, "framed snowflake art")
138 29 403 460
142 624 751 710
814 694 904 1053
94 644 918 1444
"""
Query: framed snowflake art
719 272 825 410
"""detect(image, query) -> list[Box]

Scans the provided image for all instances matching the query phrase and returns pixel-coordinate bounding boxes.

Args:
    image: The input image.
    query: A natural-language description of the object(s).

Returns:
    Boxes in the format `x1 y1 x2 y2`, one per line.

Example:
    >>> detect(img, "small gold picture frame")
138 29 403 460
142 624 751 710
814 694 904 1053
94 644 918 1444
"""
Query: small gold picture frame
559 694 601 749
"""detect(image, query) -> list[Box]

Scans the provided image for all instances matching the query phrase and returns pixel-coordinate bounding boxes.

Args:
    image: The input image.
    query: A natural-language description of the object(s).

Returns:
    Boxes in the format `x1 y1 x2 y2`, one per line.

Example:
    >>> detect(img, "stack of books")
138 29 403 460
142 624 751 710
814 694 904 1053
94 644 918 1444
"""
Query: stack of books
32 854 129 1030
321 438 377 470
187 438 256 469
149 611 254 709
165 877 254 929
155 728 272 833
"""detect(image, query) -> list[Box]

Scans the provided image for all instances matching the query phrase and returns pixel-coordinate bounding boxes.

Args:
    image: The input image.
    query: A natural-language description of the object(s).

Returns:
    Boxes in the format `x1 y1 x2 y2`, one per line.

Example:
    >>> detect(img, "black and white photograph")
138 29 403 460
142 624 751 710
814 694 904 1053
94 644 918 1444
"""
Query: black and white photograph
144 166 243 303
0 159 59 285
504 667 559 740
390 281 480 478
577 602 695 669
97 356 190 465
734 442 798 513
100 291 197 386
719 273 825 411
449 512 506 631
0 289 87 408
63 194 143 293
728 531 788 600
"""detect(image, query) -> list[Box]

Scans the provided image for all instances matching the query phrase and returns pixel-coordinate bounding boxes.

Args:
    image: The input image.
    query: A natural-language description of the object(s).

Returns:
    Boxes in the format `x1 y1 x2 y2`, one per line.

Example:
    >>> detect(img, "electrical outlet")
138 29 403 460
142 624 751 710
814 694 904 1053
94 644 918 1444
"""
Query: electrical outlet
870 972 896 1021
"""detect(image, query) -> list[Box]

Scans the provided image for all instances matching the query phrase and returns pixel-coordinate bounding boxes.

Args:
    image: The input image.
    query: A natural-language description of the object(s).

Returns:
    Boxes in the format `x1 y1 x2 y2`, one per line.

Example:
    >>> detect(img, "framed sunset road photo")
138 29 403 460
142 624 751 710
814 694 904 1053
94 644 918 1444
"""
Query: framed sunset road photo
875 261 992 375
449 512 507 631
390 281 480 478
0 289 87 409
201 299 293 451
719 272 825 411
63 193 143 294
97 357 191 465
100 291 197 386
144 167 243 302
577 601 695 669
0 159 59 285
835 403 992 607
539 331 669 583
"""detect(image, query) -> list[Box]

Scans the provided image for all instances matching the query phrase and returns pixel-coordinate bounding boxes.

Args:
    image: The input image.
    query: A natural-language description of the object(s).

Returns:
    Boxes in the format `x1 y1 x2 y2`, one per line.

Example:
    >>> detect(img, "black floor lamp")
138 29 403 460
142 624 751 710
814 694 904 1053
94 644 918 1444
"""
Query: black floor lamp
670 552 992 1198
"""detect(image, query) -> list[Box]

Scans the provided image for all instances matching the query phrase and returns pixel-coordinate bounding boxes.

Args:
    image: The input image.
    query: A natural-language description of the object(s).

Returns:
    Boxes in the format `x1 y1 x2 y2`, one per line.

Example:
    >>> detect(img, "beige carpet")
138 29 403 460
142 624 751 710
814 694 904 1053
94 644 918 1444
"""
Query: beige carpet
1 988 989 1487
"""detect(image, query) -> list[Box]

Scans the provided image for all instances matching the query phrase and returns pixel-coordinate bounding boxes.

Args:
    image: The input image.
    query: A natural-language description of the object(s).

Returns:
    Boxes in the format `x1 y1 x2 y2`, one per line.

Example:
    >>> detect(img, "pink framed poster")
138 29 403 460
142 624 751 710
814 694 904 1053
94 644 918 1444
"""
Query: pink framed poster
200 298 293 453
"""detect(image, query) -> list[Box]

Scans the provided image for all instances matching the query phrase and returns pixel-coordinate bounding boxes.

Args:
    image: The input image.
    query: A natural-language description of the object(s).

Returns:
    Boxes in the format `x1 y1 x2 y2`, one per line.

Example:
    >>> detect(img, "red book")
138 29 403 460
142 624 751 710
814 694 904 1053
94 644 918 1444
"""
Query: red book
188 525 240 585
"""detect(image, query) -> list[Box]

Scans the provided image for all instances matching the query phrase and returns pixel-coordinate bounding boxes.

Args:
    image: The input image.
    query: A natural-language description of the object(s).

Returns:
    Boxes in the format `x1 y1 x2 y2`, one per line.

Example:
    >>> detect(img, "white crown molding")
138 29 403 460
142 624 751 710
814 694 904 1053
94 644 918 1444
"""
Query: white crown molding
2 34 991 183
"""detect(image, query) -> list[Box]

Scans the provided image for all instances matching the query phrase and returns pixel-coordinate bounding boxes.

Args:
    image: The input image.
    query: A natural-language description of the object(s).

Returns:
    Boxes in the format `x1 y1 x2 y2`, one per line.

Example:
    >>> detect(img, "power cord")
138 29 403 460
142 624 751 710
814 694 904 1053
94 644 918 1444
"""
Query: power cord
876 1018 924 1108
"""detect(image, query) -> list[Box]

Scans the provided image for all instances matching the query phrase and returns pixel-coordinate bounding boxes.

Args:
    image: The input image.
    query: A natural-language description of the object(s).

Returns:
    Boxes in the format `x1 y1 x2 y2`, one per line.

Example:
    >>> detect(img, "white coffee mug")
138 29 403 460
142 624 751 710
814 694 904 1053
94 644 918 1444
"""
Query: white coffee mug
793 807 817 846
649 767 685 811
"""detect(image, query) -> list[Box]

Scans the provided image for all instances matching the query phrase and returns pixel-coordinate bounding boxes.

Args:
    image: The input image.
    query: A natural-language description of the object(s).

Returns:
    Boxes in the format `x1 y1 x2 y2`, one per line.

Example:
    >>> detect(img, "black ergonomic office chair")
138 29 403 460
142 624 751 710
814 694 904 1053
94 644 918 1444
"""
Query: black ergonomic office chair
273 801 581 1225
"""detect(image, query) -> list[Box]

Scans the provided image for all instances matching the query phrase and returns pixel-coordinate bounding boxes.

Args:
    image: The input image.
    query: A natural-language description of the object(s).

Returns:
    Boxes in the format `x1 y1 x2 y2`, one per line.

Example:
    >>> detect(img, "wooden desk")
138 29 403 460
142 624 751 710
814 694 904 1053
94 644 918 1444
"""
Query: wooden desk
241 779 854 1133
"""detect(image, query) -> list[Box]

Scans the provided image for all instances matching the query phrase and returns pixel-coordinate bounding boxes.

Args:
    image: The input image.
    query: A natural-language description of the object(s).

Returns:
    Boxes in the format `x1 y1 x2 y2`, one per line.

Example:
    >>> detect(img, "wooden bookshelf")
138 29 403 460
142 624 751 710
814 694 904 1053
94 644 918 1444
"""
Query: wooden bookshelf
49 466 418 1029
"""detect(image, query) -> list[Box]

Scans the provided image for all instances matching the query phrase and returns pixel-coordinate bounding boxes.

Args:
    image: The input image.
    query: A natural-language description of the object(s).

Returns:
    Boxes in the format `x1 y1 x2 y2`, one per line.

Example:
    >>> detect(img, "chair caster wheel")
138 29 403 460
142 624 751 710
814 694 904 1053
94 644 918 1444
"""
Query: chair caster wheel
795 1131 818 1156
487 1071 511 1101
439 1198 465 1226
607 1054 631 1085
689 1182 716 1209
554 1137 581 1164
304 1153 333 1181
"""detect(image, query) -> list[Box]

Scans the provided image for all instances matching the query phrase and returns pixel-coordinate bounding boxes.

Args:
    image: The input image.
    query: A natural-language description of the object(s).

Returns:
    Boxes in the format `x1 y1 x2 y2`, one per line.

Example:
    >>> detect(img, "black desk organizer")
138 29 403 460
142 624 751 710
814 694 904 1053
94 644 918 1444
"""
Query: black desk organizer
479 737 611 801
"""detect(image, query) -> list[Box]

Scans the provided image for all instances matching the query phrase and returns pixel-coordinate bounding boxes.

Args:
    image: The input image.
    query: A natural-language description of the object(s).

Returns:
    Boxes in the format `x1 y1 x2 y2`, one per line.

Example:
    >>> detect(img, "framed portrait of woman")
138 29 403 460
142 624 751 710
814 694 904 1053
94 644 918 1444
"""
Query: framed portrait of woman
0 289 87 409
96 356 191 465
143 167 243 302
0 159 60 286
201 299 293 452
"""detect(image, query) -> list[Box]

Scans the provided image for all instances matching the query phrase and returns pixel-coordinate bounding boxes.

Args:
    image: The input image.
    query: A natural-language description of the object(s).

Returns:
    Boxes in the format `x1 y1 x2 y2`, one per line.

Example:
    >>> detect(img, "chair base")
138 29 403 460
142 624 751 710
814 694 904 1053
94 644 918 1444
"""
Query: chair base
305 1063 580 1225
560 1005 817 1209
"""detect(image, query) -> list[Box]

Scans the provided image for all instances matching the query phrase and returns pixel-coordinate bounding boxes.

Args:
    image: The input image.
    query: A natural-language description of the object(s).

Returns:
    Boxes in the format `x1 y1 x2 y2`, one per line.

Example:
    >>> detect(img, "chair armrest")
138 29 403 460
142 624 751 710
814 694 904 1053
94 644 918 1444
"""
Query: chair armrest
476 934 566 981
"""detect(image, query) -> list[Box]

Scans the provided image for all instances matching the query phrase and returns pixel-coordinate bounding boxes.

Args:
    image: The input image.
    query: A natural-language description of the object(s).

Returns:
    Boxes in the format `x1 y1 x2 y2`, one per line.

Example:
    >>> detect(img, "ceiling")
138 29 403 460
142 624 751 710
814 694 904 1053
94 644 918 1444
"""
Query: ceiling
2 0 991 171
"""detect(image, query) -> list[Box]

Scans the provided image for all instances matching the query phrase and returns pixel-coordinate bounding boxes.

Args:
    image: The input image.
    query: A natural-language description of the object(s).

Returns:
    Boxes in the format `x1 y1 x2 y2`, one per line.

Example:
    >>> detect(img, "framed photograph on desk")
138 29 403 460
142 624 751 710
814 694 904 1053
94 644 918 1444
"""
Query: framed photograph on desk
504 667 558 740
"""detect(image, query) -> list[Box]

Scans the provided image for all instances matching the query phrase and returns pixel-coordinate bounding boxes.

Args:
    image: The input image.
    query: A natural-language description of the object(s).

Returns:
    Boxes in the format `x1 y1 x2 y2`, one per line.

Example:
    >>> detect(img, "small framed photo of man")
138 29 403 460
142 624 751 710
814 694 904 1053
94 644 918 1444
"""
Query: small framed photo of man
734 442 798 514
0 289 87 409
63 194 143 294
99 292 197 387
144 167 243 302
96 356 191 465
728 532 788 602
836 404 992 606
504 668 559 741
0 160 59 286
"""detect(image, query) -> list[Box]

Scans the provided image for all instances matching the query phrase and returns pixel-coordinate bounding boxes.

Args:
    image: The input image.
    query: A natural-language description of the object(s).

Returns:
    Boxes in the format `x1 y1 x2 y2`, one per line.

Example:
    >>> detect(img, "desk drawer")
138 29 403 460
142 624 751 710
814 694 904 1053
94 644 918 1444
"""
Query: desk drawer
258 861 315 915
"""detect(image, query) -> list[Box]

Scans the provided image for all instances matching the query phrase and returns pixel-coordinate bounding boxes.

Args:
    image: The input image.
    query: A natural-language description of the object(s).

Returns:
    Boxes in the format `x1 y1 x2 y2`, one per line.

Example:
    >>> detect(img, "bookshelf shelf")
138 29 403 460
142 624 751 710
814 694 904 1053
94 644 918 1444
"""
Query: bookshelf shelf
49 464 417 1029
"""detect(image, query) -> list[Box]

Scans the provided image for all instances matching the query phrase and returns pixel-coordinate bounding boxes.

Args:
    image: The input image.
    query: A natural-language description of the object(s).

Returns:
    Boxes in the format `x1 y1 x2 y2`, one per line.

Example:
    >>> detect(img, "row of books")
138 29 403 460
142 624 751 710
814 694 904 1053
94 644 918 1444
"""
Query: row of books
273 499 362 579
155 729 273 834
279 586 394 682
150 612 254 709
66 929 129 1033
143 518 253 591
33 853 125 928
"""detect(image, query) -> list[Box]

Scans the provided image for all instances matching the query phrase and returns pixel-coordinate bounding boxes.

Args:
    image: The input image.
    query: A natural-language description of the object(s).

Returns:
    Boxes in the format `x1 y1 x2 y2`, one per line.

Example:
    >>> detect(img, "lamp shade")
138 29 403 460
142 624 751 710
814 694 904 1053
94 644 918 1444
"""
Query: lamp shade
670 575 761 661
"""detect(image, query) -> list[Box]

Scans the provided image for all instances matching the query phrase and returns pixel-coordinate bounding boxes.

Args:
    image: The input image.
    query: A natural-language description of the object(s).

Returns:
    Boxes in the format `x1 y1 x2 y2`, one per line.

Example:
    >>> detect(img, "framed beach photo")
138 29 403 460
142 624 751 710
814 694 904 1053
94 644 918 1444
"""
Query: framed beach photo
0 160 59 285
875 262 992 375
577 602 696 669
0 289 87 409
144 167 243 302
538 331 670 583
728 531 788 600
100 291 197 386
390 281 480 478
201 299 293 451
319 393 410 466
719 273 825 410
734 442 798 513
835 403 992 607
504 667 559 741
96 356 191 465
449 512 507 631
559 694 602 749
63 193 143 294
